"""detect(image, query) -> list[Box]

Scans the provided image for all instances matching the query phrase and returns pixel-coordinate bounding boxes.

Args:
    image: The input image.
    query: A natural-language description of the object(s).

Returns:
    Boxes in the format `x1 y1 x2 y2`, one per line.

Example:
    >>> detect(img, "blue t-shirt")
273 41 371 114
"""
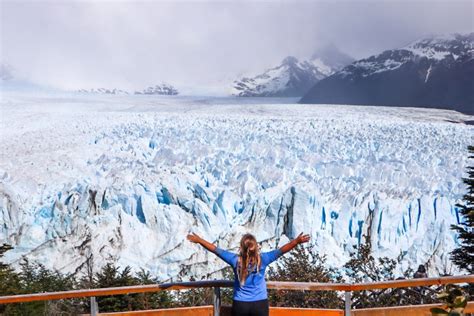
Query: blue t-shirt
215 247 283 302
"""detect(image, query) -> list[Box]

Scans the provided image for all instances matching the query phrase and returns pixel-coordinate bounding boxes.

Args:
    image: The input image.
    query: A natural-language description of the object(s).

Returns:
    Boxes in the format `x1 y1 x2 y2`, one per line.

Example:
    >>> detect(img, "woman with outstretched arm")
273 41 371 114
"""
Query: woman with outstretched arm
187 232 310 316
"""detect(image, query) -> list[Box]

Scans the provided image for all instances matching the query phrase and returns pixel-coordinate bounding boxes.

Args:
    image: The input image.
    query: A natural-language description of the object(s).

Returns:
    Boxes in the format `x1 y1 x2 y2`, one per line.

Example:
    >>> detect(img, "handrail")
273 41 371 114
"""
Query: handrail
0 275 472 305
267 281 351 291
348 275 474 291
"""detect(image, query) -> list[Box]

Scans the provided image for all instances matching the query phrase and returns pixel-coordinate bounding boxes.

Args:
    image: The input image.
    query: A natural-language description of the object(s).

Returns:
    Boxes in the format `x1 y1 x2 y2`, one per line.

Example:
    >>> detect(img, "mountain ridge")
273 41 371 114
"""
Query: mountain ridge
76 84 179 96
300 33 474 114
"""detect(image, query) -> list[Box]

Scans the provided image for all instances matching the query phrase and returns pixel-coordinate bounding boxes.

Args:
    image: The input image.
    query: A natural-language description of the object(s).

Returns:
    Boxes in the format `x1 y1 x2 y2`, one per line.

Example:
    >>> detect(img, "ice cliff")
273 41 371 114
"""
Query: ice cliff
0 95 472 280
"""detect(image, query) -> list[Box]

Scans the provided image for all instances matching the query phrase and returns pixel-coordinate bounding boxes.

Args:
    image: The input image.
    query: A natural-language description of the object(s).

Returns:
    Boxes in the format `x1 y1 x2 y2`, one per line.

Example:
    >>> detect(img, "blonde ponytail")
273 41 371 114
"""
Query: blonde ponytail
237 234 261 286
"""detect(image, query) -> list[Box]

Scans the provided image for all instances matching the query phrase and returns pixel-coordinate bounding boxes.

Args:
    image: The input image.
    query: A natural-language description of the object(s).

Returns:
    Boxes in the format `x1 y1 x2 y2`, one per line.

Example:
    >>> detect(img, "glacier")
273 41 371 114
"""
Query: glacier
0 93 473 281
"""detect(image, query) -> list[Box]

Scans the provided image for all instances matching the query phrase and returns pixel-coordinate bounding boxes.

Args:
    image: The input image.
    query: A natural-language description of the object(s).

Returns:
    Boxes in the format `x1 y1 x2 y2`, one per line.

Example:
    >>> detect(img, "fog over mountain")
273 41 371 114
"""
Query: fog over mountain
1 0 473 94
232 45 354 97
0 64 14 81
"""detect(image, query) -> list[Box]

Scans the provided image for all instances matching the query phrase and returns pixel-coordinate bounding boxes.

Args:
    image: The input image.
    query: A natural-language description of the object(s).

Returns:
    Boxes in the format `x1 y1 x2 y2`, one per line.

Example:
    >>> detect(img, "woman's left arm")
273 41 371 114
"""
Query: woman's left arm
187 233 217 253
279 232 310 254
187 232 237 267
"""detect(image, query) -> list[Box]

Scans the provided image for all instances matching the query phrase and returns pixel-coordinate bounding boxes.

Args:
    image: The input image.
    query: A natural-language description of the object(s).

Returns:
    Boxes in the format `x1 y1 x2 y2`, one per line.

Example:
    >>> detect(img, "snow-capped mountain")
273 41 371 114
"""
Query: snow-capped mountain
232 47 353 97
300 33 474 114
135 84 179 96
0 95 472 281
76 88 130 95
232 56 326 97
75 84 179 96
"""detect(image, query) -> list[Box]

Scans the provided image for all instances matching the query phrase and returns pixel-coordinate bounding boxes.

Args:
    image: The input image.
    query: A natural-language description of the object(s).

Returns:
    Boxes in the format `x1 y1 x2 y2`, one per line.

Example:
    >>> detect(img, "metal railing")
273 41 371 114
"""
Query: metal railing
0 275 473 315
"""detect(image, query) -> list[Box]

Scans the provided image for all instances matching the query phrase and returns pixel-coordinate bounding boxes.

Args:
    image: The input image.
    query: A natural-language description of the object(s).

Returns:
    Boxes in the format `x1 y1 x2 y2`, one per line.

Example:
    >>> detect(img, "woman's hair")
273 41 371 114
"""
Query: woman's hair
237 233 261 286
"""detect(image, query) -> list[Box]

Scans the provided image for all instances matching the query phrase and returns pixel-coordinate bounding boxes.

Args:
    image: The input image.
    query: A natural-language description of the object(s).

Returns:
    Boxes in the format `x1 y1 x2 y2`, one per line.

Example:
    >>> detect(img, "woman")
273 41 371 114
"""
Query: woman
187 232 310 316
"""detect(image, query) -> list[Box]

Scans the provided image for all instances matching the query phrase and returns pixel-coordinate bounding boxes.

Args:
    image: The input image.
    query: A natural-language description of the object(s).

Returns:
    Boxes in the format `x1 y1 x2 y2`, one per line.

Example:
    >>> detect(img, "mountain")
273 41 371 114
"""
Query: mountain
1 97 471 281
232 47 354 97
135 84 179 96
75 84 179 96
76 88 130 95
300 33 474 114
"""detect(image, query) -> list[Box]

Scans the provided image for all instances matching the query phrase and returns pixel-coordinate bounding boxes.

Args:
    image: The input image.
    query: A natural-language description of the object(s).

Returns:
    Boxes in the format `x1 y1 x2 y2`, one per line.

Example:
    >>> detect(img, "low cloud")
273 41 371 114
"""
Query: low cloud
1 0 472 93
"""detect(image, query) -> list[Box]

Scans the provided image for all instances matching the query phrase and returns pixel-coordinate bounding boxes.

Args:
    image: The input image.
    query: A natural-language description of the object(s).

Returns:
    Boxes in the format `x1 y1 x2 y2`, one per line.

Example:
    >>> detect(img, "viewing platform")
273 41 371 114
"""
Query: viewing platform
0 275 473 316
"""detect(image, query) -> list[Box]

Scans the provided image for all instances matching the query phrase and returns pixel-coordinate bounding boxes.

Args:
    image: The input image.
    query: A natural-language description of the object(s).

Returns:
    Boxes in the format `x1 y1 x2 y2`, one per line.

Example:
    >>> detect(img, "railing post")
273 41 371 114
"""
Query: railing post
213 286 221 316
344 291 351 316
90 296 98 316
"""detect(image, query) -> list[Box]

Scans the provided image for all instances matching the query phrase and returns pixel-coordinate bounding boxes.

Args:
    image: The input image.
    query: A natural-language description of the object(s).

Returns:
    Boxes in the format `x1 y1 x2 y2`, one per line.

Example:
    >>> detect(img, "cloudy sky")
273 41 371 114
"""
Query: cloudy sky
1 0 473 94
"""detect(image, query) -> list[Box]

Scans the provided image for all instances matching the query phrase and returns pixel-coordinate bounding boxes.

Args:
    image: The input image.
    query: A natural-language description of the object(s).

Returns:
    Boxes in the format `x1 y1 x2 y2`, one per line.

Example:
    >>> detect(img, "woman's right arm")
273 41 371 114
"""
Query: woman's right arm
279 232 310 254
187 233 217 253
259 232 311 266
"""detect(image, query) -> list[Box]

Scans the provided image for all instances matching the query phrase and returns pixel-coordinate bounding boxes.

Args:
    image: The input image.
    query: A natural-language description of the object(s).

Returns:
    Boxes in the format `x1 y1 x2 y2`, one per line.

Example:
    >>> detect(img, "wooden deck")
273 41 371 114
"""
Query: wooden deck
94 306 344 316
95 306 214 316
351 302 474 316
83 303 474 316
2 276 472 304
1 275 473 315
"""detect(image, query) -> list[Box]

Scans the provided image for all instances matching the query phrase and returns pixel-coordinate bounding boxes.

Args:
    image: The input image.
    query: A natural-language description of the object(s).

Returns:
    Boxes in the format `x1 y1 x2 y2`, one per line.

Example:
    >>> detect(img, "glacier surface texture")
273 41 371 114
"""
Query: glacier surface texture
0 94 473 280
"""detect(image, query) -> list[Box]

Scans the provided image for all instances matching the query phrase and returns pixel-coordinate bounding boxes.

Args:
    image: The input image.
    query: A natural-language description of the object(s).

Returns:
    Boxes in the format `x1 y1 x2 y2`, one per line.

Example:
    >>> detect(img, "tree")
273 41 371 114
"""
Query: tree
174 275 215 307
451 145 474 300
134 269 173 310
267 245 343 309
7 258 79 315
0 244 20 314
1 251 175 315
219 266 235 306
344 242 397 282
0 244 19 295
344 242 437 308
1 246 79 315
451 145 474 274
92 263 138 312
88 263 174 313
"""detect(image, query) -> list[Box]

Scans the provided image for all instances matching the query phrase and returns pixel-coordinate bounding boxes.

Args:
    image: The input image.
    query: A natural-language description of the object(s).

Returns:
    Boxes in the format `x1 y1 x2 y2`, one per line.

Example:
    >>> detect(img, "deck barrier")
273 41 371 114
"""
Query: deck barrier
0 275 473 315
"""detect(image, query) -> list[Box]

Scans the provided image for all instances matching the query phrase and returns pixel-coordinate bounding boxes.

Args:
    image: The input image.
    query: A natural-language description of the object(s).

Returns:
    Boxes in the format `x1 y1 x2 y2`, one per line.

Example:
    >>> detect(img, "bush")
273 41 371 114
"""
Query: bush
267 245 343 309
344 242 438 307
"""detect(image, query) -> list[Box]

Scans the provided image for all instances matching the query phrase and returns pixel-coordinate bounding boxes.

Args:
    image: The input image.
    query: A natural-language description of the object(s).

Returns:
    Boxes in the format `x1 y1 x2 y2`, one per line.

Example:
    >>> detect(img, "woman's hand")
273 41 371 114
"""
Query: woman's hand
187 233 202 244
295 232 310 244
280 232 311 254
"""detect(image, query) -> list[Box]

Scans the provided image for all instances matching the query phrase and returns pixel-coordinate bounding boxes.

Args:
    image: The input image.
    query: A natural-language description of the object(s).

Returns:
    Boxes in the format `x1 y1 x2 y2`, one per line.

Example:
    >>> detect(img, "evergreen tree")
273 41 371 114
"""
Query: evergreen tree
451 145 474 274
92 263 138 312
0 244 19 295
174 275 214 307
0 244 20 314
0 244 13 269
267 245 343 309
0 257 79 315
17 259 79 315
1 248 175 314
219 266 235 306
134 269 173 310
89 263 174 312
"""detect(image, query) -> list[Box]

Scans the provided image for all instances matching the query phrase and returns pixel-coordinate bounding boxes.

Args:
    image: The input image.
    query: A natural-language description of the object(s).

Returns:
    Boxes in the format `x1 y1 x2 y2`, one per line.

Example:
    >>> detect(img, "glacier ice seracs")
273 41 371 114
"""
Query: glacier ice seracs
0 94 473 280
